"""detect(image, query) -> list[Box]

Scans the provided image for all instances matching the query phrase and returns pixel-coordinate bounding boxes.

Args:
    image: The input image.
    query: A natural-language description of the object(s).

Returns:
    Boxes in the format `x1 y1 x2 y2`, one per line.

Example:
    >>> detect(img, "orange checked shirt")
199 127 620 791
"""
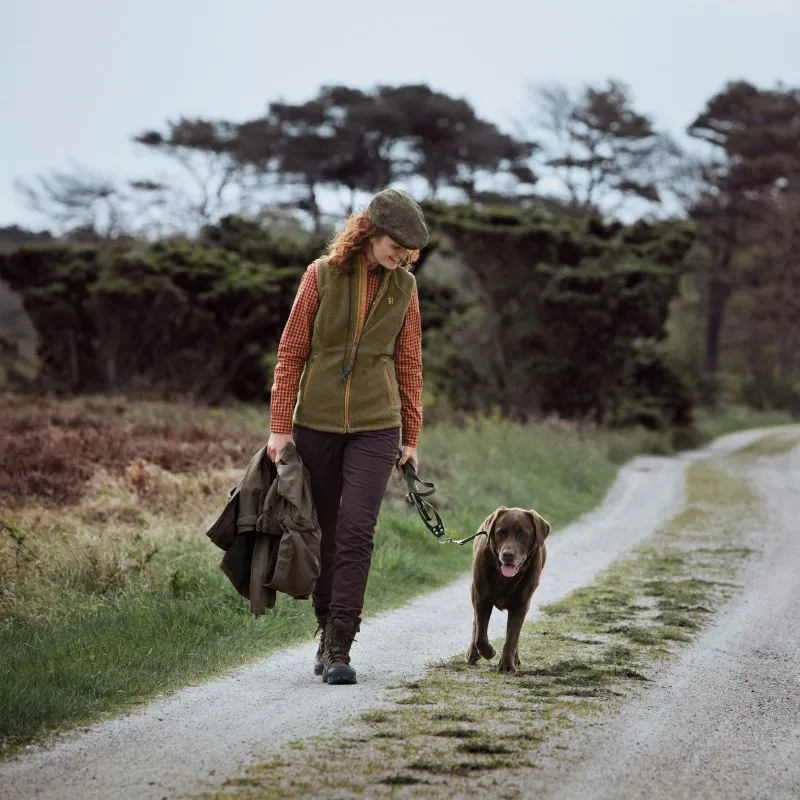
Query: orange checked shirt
270 263 423 447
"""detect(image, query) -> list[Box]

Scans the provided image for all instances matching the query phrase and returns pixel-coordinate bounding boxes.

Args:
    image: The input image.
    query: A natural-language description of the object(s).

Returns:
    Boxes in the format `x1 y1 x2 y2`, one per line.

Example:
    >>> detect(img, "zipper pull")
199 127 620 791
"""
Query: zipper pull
342 365 352 382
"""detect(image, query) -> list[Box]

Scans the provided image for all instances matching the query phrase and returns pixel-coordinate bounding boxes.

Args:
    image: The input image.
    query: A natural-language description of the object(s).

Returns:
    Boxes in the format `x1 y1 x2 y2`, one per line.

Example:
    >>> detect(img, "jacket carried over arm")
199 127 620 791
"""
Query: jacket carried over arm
205 443 321 614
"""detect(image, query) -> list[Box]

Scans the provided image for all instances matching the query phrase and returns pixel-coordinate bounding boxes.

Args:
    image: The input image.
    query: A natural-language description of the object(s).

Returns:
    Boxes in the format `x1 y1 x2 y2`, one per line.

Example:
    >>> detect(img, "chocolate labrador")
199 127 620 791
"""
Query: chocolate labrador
466 506 551 673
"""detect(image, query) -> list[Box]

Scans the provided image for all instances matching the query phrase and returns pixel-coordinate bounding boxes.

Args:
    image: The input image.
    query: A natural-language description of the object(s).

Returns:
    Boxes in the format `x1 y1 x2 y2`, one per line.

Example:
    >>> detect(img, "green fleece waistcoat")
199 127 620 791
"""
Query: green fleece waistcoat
293 258 415 434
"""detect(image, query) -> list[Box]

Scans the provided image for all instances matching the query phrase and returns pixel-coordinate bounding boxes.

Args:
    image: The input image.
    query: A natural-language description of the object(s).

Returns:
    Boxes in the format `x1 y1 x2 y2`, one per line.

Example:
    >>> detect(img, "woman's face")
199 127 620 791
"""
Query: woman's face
369 235 409 271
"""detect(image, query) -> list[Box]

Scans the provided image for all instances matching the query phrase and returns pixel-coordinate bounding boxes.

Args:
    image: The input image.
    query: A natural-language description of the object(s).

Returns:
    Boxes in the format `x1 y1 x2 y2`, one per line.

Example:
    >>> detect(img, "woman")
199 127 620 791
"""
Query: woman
266 188 428 686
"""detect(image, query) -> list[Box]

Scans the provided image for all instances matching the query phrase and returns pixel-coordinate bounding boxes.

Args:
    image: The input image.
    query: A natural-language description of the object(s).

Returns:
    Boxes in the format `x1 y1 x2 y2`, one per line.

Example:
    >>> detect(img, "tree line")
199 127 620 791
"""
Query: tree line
16 79 679 236
3 76 800 424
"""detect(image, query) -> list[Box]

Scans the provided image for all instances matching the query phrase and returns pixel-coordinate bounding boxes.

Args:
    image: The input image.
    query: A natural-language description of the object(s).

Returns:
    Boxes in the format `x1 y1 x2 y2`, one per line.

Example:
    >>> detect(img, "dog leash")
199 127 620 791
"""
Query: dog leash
395 450 485 546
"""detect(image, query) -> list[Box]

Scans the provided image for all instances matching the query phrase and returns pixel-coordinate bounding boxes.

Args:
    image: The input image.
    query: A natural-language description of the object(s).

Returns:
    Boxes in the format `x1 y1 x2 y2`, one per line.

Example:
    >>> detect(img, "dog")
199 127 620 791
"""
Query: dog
466 506 551 673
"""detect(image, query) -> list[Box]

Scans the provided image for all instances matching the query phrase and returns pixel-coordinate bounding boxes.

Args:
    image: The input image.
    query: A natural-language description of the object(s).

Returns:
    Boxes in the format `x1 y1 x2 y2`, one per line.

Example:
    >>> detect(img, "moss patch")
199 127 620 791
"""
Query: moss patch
192 460 763 800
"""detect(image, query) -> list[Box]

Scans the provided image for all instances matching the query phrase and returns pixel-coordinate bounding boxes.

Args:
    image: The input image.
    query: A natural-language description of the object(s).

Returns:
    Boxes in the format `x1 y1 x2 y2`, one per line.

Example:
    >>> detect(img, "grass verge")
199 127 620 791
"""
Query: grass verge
693 405 795 442
194 459 762 800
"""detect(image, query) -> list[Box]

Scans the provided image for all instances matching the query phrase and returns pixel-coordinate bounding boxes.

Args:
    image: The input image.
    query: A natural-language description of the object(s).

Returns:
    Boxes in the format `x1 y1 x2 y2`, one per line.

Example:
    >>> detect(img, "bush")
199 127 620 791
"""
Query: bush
613 342 696 431
0 394 263 507
0 240 302 401
739 373 800 416
424 202 694 424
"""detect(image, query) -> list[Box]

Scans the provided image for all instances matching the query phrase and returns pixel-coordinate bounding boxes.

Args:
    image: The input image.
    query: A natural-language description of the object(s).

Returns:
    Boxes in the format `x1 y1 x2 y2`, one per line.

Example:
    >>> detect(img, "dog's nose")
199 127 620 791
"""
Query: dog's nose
500 550 516 564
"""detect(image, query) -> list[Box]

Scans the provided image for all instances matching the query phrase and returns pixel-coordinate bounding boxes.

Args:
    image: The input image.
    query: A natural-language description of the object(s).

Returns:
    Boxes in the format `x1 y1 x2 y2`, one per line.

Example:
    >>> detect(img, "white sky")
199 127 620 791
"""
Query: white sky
1 0 798 228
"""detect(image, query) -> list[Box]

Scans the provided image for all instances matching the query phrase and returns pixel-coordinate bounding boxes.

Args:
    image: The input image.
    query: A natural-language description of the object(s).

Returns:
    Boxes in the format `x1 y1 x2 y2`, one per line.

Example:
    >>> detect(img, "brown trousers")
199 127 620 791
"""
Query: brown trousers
293 425 399 625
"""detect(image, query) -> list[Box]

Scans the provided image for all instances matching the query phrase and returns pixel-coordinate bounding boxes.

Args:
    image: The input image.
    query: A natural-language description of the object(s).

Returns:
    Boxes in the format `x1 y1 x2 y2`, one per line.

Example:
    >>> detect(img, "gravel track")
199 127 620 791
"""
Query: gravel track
529 433 800 800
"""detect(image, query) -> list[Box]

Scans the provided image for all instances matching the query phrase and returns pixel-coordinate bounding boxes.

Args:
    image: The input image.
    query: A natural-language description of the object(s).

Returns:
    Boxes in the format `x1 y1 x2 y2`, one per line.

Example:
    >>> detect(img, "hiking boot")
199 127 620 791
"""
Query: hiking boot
322 618 359 685
313 615 327 676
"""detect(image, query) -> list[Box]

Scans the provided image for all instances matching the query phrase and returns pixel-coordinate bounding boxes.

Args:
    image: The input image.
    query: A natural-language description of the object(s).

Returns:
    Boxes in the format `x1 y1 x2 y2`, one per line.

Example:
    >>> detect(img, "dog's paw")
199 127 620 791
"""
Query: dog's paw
477 642 496 660
497 655 517 674
466 645 480 665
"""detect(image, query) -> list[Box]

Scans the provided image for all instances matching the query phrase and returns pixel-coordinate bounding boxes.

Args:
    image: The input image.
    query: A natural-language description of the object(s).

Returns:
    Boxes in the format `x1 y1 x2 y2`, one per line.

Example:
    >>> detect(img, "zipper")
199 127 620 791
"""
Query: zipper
382 359 396 406
343 373 352 433
343 266 391 432
342 264 368 432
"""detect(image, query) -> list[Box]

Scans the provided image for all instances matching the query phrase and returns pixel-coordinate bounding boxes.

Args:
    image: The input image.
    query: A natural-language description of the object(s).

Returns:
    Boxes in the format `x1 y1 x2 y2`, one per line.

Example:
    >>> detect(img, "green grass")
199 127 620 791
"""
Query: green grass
0 404 783 756
694 405 796 442
196 460 762 800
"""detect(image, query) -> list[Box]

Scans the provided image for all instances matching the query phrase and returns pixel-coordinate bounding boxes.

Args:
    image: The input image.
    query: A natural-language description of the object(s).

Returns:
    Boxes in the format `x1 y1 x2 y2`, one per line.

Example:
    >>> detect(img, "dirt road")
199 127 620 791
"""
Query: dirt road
0 428 792 799
535 438 800 800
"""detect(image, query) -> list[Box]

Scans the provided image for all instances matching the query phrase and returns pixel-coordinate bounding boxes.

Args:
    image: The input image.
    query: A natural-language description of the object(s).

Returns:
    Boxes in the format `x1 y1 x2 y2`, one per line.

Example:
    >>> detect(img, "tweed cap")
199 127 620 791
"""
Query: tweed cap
366 188 429 250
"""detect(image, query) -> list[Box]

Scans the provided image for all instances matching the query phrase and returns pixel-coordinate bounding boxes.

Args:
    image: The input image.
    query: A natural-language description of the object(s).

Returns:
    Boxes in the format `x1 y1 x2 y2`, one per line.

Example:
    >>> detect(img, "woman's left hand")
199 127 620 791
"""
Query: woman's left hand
397 445 418 473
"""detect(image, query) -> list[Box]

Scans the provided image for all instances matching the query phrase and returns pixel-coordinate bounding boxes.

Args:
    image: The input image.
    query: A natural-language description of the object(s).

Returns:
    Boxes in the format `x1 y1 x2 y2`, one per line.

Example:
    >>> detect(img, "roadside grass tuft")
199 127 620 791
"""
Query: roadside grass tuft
430 711 477 723
380 774 428 785
434 727 482 739
359 710 392 724
458 741 515 755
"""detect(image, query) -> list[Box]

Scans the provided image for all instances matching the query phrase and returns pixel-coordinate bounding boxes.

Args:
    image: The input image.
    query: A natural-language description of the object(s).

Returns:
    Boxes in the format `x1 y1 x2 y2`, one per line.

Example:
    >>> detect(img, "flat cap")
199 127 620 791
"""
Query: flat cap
366 188 429 250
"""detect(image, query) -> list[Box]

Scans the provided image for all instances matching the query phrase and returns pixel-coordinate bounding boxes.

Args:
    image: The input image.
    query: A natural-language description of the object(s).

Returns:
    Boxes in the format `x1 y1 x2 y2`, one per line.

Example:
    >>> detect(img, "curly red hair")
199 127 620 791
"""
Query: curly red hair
325 210 420 271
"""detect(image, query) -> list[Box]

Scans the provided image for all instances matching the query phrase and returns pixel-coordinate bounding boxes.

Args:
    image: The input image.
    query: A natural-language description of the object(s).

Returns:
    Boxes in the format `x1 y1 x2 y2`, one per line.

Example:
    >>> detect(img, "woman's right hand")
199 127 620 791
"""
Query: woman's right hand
267 432 294 464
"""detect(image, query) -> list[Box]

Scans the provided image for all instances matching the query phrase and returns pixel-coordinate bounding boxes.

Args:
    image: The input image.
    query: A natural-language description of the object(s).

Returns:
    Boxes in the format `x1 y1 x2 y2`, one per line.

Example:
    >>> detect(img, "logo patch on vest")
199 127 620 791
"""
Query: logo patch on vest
388 297 394 305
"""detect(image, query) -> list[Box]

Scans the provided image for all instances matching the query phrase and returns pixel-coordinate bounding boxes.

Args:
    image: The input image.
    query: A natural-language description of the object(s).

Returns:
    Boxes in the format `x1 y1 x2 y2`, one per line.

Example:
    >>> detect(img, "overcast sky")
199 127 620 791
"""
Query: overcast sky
2 0 798 228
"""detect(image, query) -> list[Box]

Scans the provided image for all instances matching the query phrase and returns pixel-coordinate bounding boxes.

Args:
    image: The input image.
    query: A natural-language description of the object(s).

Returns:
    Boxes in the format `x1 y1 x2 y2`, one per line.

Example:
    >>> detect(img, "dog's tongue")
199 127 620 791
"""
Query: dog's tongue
501 563 519 578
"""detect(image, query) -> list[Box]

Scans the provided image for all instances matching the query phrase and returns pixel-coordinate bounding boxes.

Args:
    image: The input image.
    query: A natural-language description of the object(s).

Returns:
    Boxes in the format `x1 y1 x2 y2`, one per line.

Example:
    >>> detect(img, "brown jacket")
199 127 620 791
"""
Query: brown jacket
205 443 321 614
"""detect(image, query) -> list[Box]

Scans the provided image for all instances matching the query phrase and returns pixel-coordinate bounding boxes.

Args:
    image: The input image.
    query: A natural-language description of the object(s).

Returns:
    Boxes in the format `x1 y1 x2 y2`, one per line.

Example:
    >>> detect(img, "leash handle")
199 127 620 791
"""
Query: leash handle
396 454 436 497
394 451 485 545
396 450 446 538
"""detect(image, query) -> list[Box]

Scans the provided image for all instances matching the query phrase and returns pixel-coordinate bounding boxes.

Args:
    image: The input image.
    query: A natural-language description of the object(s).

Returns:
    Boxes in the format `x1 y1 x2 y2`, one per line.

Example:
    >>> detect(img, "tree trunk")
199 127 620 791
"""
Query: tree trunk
703 235 735 376
704 277 730 374
306 182 322 234
67 330 79 390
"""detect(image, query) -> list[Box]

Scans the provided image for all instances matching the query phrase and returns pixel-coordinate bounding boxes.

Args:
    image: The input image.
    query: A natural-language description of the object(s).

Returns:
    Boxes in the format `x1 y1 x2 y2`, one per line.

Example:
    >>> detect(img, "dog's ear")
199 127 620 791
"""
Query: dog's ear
526 509 551 546
477 506 508 539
